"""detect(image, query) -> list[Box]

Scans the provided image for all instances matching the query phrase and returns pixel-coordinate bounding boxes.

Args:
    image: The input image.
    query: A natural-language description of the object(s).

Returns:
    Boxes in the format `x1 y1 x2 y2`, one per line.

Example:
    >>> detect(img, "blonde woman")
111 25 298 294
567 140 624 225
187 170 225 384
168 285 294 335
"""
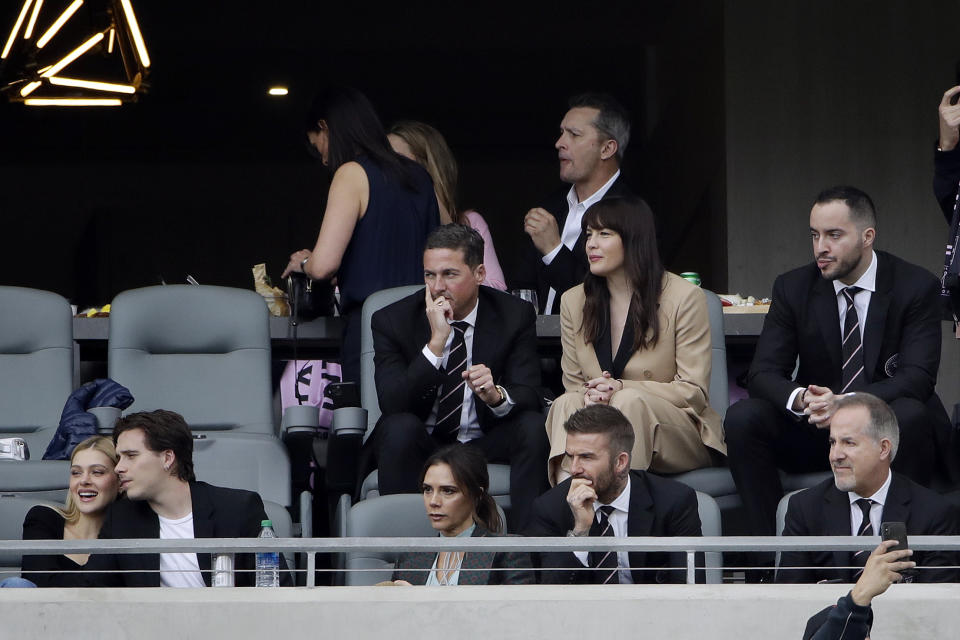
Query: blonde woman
20 436 119 587
388 121 507 290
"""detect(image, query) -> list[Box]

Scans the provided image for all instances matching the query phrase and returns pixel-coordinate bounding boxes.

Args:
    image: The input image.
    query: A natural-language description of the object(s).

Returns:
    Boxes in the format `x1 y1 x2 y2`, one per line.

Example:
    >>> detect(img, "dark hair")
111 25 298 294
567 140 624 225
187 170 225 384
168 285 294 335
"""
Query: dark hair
563 405 635 461
421 444 502 534
425 223 485 268
304 86 417 189
833 392 899 460
388 121 464 225
813 185 877 231
580 196 664 351
568 93 632 163
113 410 195 482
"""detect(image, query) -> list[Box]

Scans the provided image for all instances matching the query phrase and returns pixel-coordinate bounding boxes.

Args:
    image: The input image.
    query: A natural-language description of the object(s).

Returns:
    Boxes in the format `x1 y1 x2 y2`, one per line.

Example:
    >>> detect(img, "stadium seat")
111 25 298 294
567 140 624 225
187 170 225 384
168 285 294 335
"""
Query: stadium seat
696 491 723 584
0 497 62 582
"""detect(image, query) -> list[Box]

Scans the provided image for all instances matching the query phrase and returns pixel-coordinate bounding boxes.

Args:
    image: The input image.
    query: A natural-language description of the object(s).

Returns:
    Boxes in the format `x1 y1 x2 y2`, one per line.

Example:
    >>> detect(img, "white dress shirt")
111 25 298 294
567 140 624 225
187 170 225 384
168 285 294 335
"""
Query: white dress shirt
787 251 878 414
848 469 891 536
541 170 621 314
420 299 514 442
573 476 633 584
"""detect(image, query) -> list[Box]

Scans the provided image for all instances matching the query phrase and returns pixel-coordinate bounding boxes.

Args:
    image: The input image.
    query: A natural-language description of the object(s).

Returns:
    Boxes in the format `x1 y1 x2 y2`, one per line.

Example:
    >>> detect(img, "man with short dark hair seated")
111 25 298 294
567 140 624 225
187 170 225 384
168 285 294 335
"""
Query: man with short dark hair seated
524 405 702 584
778 393 959 584
86 410 290 587
372 223 549 531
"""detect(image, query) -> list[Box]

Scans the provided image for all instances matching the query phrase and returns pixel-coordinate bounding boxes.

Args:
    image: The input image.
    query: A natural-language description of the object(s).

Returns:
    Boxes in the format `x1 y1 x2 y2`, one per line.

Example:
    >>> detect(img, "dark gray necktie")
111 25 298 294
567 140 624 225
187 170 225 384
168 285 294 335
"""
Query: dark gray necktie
851 498 875 579
588 505 619 585
434 321 469 444
840 286 865 393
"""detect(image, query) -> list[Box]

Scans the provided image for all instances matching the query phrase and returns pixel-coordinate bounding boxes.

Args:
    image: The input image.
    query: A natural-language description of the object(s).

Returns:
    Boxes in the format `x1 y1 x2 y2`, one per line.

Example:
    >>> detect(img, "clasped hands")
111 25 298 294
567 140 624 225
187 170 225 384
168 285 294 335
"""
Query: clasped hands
424 288 502 406
795 384 843 428
583 371 624 407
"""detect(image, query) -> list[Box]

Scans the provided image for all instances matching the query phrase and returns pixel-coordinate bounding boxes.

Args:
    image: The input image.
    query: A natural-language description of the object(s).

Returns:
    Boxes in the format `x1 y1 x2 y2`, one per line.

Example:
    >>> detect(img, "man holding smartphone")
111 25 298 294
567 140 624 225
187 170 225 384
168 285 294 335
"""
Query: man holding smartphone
778 393 959 583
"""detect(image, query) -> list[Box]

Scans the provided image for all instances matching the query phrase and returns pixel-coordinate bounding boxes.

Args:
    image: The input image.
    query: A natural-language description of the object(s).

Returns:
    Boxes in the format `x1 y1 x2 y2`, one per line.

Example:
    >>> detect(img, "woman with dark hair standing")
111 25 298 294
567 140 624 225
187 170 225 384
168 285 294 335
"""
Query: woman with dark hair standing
391 445 533 585
543 197 726 484
282 87 440 384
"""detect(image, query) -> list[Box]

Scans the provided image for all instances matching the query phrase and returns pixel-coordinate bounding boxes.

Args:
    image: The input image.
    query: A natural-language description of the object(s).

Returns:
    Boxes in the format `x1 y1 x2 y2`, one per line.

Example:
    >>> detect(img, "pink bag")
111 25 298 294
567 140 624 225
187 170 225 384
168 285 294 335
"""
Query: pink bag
280 359 341 429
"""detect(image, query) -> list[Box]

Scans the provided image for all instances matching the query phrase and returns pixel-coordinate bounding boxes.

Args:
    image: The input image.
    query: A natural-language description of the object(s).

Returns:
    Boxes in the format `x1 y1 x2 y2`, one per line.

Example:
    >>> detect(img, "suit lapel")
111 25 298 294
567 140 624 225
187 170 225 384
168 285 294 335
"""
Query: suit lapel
459 527 492 585
811 277 843 380
190 482 215 587
627 473 655 582
398 551 435 585
879 475 910 525
862 255 892 383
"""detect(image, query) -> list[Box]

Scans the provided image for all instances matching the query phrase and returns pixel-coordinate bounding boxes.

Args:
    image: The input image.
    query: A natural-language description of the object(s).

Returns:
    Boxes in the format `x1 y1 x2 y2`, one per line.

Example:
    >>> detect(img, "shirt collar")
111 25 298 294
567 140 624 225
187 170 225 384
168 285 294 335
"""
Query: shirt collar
566 169 621 209
833 250 878 296
848 468 892 507
593 474 631 515
449 298 479 329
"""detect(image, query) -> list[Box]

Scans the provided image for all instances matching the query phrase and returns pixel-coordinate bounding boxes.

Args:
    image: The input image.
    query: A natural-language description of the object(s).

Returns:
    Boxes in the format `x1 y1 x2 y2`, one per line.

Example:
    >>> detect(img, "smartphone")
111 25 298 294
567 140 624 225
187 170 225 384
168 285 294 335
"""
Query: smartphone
880 521 917 581
325 381 360 409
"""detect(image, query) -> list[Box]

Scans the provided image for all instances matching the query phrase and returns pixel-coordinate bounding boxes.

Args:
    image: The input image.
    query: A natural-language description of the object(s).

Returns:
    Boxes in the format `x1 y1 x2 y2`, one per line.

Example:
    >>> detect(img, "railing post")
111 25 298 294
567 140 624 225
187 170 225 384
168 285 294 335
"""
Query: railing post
686 551 695 584
307 552 316 587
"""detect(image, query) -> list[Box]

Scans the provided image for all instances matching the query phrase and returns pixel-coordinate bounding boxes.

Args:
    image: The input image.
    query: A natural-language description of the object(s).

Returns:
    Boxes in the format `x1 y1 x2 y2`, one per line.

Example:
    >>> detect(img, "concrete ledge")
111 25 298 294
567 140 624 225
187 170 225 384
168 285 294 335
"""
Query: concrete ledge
2 584 958 639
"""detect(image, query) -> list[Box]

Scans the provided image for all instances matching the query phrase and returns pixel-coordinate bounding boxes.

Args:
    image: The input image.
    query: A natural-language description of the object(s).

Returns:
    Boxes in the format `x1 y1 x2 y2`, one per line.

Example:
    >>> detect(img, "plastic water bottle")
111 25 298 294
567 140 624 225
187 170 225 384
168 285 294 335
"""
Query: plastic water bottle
255 519 280 587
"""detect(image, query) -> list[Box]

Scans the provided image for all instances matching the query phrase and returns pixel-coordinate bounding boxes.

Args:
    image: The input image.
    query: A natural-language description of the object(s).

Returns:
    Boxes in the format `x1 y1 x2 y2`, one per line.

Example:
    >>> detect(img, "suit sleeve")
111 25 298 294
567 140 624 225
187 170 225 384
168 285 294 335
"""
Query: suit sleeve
747 273 804 409
235 491 294 587
618 284 713 414
541 245 584 294
82 504 123 587
559 290 587 393
809 593 873 640
861 273 941 404
523 491 591 584
934 146 960 224
777 496 814 584
372 303 444 418
483 298 542 418
913 498 960 584
492 546 536 585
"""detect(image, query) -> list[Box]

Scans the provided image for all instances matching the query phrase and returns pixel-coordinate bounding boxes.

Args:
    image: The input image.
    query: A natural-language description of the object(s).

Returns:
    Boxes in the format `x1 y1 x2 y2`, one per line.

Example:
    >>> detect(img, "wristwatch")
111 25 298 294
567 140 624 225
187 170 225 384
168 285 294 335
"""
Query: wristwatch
490 384 507 407
566 529 588 537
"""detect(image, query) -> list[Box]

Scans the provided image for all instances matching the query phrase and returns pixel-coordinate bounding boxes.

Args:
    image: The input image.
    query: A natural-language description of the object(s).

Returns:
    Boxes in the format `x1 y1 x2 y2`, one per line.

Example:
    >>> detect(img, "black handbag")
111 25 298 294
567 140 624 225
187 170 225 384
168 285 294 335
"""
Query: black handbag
286 272 336 321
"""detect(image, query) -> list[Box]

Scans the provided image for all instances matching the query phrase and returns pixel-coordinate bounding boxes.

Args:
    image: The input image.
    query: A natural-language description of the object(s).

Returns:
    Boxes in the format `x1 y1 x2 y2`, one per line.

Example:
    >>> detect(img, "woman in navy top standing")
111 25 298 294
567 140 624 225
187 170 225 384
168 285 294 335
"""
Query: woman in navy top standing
283 87 440 386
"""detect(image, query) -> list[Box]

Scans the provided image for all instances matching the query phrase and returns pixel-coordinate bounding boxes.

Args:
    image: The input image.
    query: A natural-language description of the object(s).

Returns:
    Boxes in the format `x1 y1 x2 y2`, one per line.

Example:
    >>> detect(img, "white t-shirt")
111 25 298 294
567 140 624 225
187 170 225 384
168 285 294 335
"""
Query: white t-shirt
158 512 206 588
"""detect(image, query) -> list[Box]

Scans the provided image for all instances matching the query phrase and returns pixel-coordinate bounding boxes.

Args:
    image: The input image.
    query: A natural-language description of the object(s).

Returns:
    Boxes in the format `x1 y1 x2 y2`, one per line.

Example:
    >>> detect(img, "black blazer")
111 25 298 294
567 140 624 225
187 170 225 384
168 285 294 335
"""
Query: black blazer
392 525 534 585
748 251 947 415
372 285 541 429
20 505 88 587
523 470 702 584
513 176 634 312
778 474 960 584
86 481 288 587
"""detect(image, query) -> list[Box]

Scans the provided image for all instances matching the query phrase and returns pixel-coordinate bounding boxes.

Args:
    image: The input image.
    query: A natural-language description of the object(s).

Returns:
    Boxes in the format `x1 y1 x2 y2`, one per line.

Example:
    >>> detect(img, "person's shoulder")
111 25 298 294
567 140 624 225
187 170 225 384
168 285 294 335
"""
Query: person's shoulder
24 504 64 530
560 283 586 307
891 473 956 512
605 174 636 198
194 481 260 503
878 251 938 285
786 476 836 512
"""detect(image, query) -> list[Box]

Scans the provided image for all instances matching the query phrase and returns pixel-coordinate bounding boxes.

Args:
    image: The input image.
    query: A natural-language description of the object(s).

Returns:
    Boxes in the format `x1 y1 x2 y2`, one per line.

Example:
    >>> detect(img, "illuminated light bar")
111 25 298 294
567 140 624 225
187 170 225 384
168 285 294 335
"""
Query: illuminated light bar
50 76 135 94
107 27 115 53
41 32 104 78
1 0 33 60
119 0 149 67
19 80 41 97
24 0 43 39
268 87 288 96
36 0 83 49
25 97 122 106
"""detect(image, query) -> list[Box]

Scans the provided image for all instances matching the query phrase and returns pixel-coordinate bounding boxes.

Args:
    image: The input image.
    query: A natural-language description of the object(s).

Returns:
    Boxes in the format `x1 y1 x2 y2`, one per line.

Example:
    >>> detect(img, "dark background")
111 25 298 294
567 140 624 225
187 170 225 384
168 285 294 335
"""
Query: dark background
0 0 726 308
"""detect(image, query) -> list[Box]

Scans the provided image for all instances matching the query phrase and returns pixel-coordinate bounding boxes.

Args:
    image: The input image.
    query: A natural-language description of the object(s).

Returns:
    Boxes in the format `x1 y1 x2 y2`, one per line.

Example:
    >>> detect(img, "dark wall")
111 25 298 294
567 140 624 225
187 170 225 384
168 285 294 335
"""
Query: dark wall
0 1 726 306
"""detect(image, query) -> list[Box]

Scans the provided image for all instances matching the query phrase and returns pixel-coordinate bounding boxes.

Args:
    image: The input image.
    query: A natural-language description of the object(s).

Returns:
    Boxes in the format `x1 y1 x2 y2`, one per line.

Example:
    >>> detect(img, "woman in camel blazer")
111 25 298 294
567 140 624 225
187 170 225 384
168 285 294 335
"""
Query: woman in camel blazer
545 197 726 484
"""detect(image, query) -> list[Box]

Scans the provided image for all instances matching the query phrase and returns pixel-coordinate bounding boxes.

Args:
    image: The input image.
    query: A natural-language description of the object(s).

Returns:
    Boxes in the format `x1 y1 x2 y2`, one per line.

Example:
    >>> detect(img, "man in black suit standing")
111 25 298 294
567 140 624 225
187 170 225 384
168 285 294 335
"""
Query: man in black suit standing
88 410 289 587
726 185 954 541
516 93 634 314
779 393 958 584
373 224 548 531
524 405 702 584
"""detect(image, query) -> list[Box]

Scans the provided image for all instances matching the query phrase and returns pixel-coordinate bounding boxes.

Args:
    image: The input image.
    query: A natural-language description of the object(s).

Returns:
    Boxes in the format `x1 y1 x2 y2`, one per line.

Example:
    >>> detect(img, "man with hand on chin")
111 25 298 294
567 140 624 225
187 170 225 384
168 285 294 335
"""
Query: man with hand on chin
372 224 548 531
524 405 701 584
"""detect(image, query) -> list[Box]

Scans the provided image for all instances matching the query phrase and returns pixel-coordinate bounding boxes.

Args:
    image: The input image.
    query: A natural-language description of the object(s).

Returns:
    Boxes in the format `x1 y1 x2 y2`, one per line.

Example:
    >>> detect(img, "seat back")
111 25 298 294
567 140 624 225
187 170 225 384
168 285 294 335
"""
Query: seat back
0 460 70 504
344 493 506 586
191 434 291 506
702 289 729 417
0 286 73 454
0 497 62 580
774 489 805 575
108 285 274 435
360 285 424 440
695 491 723 584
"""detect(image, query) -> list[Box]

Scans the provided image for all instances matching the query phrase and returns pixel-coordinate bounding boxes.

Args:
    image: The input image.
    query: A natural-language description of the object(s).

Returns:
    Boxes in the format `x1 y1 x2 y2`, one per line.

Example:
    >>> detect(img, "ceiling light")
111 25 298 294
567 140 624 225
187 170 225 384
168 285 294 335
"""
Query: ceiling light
24 0 43 39
1 0 32 59
118 0 149 67
41 32 104 78
36 0 83 49
50 76 135 93
268 87 288 96
19 80 40 96
25 97 122 106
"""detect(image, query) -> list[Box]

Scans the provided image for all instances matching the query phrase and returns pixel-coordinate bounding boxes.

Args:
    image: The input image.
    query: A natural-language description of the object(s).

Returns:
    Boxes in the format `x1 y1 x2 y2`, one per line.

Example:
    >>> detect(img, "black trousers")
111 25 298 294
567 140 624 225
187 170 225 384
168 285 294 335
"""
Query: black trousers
374 410 550 532
725 396 935 537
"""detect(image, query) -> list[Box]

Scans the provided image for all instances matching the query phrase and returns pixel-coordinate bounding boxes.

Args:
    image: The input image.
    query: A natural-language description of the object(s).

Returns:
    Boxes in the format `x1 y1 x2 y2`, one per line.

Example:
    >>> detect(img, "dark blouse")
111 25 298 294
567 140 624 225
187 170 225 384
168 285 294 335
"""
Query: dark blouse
20 505 89 587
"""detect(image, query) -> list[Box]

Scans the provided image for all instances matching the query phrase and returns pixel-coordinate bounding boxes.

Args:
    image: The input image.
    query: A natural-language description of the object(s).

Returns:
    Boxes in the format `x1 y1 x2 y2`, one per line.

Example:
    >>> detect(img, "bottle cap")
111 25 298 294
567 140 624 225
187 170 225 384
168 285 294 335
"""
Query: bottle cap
261 519 273 527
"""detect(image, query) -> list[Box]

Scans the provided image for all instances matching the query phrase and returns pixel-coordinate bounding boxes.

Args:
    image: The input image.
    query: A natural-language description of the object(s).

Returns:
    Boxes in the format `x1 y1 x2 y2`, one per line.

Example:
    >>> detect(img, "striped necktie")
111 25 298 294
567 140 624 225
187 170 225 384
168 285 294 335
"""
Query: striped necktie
840 286 865 393
588 505 619 584
851 498 875 579
433 321 470 444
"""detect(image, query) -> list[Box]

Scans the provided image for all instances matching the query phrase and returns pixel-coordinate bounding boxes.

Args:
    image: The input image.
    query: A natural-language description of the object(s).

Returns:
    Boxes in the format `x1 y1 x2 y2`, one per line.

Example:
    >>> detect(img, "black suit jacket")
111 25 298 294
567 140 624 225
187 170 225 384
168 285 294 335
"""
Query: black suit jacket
523 470 702 584
372 285 541 429
392 525 535 585
748 251 946 414
86 481 289 587
778 474 960 584
513 176 634 312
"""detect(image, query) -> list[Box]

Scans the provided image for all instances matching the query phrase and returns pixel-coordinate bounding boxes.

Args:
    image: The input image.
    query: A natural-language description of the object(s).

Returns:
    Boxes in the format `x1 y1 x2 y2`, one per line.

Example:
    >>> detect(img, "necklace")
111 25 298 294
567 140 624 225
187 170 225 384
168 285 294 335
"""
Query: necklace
435 551 464 586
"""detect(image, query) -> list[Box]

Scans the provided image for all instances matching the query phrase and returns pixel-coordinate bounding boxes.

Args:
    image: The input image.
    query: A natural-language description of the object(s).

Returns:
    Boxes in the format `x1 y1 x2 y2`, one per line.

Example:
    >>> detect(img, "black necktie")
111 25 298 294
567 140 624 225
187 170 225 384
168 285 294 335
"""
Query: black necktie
434 321 470 444
588 505 619 584
851 498 875 579
840 286 865 393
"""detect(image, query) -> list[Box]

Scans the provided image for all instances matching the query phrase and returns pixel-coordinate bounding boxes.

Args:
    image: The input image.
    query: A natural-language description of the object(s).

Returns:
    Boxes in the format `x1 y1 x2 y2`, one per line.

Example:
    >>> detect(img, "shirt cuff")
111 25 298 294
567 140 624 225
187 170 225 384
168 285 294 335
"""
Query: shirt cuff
541 244 563 265
421 345 443 369
488 388 516 417
787 387 805 416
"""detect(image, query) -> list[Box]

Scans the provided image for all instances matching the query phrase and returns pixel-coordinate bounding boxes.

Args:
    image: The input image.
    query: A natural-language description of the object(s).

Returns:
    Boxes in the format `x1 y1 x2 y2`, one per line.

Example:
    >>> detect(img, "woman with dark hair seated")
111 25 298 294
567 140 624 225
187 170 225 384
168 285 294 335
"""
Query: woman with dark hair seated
543 197 726 485
19 436 119 587
391 445 534 585
282 86 440 385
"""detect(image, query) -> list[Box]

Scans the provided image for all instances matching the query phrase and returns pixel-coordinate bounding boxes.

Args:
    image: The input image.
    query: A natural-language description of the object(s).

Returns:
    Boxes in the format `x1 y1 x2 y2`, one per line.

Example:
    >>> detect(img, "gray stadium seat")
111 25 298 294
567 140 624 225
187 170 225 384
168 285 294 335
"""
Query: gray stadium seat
191 434 291 507
108 285 274 435
0 497 62 581
696 491 723 584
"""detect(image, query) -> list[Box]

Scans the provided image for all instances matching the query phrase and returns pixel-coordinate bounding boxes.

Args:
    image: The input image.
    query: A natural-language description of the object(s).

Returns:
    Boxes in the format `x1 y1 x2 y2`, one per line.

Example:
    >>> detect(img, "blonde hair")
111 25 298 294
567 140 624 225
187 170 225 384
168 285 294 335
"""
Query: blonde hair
58 435 119 524
388 121 463 225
